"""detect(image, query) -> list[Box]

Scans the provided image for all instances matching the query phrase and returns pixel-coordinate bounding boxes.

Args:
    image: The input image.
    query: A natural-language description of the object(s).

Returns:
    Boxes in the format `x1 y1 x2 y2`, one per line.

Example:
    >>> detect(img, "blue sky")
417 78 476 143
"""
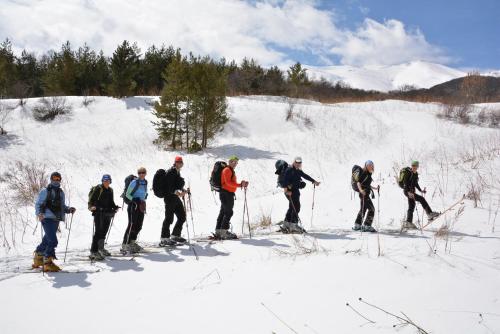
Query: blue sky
0 0 497 69
315 0 500 69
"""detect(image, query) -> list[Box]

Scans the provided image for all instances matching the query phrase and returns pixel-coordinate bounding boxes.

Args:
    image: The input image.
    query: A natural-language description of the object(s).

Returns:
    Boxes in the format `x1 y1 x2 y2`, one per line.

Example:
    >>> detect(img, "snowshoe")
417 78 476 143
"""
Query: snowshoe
352 223 362 231
129 241 144 253
89 252 105 261
159 238 177 247
427 212 440 221
361 225 377 233
170 235 187 244
402 221 418 230
214 229 238 240
279 221 305 234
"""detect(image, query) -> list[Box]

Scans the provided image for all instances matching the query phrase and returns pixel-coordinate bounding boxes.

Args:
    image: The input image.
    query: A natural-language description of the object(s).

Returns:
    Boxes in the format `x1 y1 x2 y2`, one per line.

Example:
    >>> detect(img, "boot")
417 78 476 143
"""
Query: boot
362 225 377 233
427 212 440 221
215 229 238 240
89 251 105 261
159 237 177 247
97 239 111 257
32 252 44 269
282 221 303 233
352 223 362 231
170 235 187 244
120 243 131 255
402 221 418 229
43 257 61 272
129 240 143 253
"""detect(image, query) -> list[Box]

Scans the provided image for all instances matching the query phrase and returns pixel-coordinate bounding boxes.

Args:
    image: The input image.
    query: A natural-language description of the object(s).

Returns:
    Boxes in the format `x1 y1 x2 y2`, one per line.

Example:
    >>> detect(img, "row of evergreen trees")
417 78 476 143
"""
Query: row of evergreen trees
0 38 316 99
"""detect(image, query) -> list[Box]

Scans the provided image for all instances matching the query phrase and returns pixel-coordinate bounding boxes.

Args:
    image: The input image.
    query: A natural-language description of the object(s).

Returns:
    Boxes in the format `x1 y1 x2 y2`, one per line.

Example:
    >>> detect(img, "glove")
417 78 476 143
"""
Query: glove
299 181 306 189
69 207 76 214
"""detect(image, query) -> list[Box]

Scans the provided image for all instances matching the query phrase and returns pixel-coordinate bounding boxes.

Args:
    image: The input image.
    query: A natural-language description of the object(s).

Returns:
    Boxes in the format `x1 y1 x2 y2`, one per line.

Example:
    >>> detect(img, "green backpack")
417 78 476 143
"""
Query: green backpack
398 167 412 189
88 184 105 210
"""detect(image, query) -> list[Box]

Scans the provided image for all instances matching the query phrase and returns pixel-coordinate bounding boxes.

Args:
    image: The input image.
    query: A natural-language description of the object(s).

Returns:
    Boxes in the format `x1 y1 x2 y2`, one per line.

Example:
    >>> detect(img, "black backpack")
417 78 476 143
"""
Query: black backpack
275 160 289 188
210 161 227 192
88 184 103 209
351 165 363 192
152 169 168 198
398 167 412 189
121 174 139 204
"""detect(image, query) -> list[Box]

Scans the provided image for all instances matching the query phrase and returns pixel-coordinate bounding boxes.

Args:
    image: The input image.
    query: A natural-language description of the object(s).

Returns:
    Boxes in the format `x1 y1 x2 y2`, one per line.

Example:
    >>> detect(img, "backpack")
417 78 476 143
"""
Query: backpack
41 185 63 218
88 184 104 209
121 174 139 205
210 161 227 192
398 167 412 189
275 160 289 188
351 165 363 192
152 169 168 198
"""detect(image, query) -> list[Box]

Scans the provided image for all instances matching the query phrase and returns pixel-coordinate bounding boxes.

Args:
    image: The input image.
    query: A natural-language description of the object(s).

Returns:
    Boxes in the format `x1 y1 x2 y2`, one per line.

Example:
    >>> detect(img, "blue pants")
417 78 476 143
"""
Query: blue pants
35 219 60 258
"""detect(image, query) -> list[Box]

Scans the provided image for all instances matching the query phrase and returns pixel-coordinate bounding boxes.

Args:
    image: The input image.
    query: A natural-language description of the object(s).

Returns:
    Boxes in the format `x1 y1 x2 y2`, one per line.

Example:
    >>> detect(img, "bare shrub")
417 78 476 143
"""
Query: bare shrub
274 235 328 258
286 100 295 121
0 101 14 135
250 213 272 232
1 161 49 206
33 96 72 122
82 91 95 107
438 103 471 124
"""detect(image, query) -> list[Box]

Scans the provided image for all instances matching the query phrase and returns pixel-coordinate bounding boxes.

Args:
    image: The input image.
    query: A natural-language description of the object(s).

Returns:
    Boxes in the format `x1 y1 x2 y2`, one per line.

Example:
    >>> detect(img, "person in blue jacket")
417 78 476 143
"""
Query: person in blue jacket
281 157 320 233
33 172 76 272
121 167 148 254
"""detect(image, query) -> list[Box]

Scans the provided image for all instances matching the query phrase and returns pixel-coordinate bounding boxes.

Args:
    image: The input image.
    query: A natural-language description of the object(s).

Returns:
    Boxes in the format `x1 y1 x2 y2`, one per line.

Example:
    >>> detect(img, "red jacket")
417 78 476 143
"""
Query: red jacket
221 167 240 193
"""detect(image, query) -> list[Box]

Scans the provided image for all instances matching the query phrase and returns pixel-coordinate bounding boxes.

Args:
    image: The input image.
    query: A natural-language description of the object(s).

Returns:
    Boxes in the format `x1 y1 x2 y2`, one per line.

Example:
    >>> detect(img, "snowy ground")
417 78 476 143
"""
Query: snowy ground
0 96 499 334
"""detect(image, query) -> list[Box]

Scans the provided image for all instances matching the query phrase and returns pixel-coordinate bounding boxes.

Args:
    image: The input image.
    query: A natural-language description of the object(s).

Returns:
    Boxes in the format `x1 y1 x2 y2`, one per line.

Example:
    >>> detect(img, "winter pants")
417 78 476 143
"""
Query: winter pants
35 218 60 258
216 190 235 230
161 196 186 238
405 191 432 223
123 202 145 244
355 193 374 226
285 191 301 224
91 212 112 252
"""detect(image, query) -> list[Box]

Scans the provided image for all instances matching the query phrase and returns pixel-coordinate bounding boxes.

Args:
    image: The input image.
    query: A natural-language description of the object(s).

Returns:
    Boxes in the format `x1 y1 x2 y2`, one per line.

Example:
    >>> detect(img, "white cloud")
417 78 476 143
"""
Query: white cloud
0 0 450 66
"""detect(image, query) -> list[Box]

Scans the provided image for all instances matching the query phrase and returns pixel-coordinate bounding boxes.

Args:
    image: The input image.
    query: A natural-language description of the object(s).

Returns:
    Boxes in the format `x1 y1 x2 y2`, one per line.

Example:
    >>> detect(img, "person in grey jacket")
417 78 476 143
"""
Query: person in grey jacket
32 172 76 272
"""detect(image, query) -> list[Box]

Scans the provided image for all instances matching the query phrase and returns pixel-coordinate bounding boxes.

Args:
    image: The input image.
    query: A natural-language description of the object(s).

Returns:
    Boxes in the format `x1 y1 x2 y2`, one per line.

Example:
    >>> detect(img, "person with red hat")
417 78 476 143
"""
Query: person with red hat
158 156 189 246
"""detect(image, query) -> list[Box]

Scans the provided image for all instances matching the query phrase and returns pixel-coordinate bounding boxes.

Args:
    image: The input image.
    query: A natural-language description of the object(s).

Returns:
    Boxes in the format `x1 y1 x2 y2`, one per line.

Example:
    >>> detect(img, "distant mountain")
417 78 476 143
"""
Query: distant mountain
305 61 468 92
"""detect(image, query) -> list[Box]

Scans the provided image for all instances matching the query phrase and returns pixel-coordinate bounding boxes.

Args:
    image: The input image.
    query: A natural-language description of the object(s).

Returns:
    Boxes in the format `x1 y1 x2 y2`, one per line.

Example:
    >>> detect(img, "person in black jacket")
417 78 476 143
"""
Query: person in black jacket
353 160 379 232
281 157 320 233
159 156 189 246
88 174 119 260
403 160 439 229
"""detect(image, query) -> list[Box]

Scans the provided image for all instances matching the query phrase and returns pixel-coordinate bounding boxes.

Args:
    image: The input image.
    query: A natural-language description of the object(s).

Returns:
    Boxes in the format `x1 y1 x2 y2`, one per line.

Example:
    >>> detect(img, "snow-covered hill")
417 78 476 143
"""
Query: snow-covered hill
0 96 499 334
306 61 467 91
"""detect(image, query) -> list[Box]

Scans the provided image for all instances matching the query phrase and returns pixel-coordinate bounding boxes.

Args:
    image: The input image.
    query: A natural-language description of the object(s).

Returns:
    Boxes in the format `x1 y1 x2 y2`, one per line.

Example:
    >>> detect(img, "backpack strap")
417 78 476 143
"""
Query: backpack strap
130 179 141 197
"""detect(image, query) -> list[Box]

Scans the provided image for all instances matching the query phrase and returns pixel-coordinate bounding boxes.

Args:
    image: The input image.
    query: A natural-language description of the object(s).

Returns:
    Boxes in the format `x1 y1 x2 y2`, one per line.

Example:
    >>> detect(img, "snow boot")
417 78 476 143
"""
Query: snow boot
159 238 177 247
282 221 304 234
215 229 238 240
120 243 132 254
170 235 187 244
361 225 377 233
32 252 44 269
352 223 362 231
402 221 418 229
129 240 143 253
89 251 105 261
43 257 61 272
427 212 440 221
97 239 111 257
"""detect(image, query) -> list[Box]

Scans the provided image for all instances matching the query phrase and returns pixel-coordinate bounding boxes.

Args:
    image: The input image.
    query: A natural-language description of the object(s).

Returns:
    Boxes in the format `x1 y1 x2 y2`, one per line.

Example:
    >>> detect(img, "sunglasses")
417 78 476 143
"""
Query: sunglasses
51 178 61 182
138 172 146 175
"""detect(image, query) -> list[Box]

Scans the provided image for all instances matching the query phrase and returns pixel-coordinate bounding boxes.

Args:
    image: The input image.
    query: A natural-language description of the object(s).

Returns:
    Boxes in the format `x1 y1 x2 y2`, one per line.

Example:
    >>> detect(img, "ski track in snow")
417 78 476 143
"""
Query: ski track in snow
0 96 499 334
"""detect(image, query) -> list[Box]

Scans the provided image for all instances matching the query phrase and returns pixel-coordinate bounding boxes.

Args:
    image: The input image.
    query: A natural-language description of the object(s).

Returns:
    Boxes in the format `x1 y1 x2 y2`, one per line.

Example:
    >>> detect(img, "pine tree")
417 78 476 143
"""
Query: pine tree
42 41 78 95
0 39 17 97
139 45 175 95
287 62 309 97
109 40 141 97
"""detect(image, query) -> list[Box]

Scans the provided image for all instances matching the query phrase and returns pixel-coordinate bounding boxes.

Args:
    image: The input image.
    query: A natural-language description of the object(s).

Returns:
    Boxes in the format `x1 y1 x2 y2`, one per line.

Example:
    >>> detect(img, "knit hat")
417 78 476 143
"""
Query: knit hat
102 174 112 183
365 160 374 167
228 155 239 162
411 160 419 167
50 172 62 180
175 156 183 163
294 156 303 163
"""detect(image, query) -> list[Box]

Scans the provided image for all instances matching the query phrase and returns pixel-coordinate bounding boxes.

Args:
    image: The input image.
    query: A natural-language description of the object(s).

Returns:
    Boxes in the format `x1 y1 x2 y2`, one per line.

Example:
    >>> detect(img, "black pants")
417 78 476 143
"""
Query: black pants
405 191 432 223
91 212 112 252
161 196 186 238
285 191 301 224
216 190 235 230
123 203 145 244
355 193 374 226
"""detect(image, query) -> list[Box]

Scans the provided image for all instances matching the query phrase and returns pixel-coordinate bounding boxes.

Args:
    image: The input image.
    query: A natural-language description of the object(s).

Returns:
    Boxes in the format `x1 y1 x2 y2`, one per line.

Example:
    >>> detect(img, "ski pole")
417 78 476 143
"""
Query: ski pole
187 191 195 237
63 212 74 263
244 187 251 238
105 214 115 245
182 196 199 260
125 203 135 247
40 218 45 276
310 184 316 228
377 186 381 256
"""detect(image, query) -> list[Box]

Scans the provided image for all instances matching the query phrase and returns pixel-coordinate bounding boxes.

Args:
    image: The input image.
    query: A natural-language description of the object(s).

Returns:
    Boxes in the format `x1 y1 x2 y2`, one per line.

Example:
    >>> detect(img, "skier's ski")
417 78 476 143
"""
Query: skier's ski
422 195 465 230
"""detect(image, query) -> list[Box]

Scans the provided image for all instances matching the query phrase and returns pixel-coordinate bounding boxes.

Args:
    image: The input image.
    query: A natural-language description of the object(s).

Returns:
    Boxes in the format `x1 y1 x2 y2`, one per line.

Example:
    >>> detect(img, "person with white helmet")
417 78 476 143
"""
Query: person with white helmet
352 160 379 232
